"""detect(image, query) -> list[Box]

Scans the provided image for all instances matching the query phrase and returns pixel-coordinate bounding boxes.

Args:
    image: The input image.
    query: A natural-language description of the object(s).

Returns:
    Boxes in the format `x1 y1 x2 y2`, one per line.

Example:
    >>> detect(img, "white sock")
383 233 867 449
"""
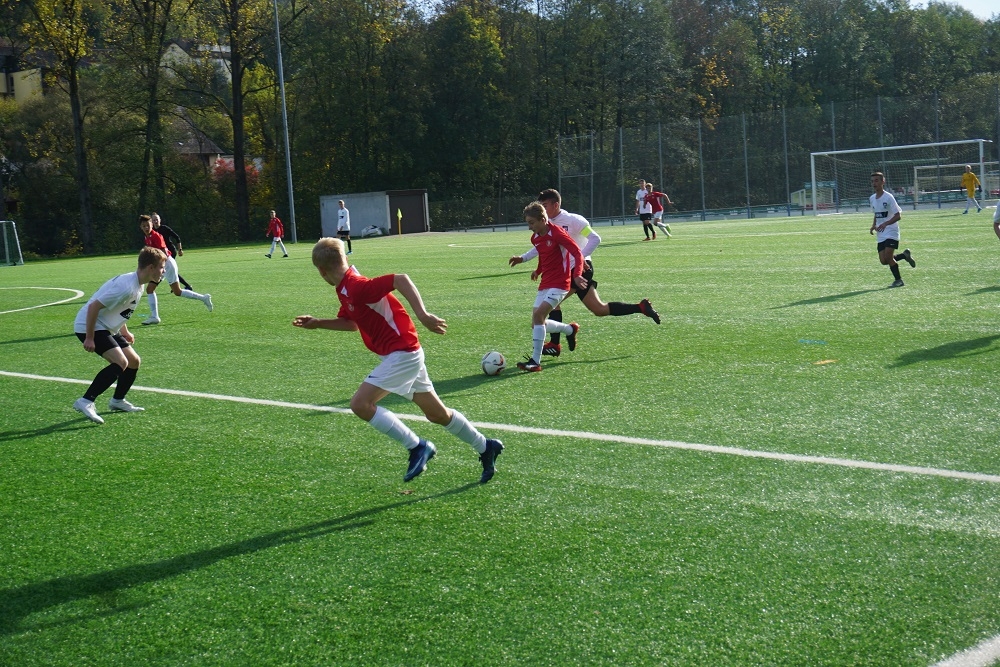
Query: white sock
269 239 277 254
544 319 572 335
532 324 545 363
444 410 486 453
180 289 206 300
369 406 420 449
147 292 159 319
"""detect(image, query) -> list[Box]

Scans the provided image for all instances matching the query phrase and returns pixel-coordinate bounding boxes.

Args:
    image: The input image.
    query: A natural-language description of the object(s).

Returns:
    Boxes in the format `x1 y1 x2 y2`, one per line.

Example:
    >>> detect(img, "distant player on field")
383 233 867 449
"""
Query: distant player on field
337 200 353 255
265 210 289 258
72 247 167 424
293 237 504 483
509 188 661 358
636 179 655 240
961 165 983 214
869 171 915 288
151 212 192 290
645 183 672 237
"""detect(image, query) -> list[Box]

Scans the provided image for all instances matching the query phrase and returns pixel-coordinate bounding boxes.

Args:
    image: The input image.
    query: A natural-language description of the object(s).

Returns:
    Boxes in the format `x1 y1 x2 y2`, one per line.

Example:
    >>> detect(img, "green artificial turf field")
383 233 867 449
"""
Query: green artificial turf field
1 209 999 666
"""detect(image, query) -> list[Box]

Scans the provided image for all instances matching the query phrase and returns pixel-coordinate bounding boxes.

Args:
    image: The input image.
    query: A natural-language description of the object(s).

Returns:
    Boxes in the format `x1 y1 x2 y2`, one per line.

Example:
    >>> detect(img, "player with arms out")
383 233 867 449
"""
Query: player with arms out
72 247 167 424
869 171 915 288
293 238 504 483
510 188 661 358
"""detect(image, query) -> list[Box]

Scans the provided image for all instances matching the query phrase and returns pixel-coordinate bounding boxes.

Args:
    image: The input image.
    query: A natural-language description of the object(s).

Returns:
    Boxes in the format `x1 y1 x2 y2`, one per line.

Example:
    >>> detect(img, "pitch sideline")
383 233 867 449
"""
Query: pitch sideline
3 369 1000 485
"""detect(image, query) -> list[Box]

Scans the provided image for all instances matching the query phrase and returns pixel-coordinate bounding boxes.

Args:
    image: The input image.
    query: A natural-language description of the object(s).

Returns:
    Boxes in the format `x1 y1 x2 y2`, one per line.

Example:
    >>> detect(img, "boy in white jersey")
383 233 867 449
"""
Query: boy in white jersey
635 179 655 240
509 188 661 357
72 247 167 424
869 171 915 288
293 238 503 483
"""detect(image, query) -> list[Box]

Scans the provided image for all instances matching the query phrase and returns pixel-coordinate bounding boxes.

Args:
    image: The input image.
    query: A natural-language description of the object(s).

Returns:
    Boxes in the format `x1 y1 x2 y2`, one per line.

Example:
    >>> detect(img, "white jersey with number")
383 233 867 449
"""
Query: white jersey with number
636 189 651 214
73 271 143 334
870 191 902 242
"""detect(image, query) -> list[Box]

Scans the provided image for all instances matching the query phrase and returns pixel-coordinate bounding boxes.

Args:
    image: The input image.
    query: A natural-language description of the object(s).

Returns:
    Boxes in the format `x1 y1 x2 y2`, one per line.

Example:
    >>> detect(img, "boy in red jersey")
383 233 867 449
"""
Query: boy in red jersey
292 237 504 483
139 215 213 324
265 210 288 258
510 201 586 372
645 183 672 237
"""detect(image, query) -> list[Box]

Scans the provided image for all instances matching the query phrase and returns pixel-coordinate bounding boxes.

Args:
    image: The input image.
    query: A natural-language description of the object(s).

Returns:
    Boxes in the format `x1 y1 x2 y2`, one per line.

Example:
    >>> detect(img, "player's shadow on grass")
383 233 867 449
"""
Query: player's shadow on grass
772 289 880 308
0 332 78 345
0 482 478 635
889 335 1000 367
456 271 526 281
0 419 94 442
966 285 1000 295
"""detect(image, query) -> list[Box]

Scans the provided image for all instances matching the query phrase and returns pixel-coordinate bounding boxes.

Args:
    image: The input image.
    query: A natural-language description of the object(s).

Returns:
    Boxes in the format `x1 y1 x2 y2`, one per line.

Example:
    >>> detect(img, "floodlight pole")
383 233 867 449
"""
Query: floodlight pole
273 0 297 243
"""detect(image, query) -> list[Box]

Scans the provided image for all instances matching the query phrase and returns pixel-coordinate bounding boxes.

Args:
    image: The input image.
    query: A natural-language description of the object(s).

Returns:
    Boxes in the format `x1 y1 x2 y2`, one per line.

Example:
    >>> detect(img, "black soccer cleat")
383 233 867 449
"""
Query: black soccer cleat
404 439 437 482
902 248 915 268
639 299 661 324
479 439 504 483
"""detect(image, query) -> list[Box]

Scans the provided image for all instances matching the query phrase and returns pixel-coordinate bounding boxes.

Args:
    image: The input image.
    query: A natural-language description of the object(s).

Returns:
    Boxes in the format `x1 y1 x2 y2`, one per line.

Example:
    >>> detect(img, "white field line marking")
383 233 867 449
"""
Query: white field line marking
932 634 1000 667
4 369 1000 485
0 287 85 315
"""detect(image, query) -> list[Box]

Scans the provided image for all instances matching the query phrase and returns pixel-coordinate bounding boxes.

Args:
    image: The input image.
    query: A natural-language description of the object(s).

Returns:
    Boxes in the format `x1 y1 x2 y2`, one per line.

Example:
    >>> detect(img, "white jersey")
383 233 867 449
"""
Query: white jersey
521 208 601 268
338 207 351 232
73 271 143 334
870 191 902 242
636 189 651 214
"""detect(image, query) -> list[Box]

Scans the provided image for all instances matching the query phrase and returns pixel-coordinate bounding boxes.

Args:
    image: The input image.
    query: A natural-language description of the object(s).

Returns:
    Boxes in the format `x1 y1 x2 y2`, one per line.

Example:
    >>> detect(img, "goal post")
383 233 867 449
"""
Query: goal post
1 220 24 266
809 139 992 215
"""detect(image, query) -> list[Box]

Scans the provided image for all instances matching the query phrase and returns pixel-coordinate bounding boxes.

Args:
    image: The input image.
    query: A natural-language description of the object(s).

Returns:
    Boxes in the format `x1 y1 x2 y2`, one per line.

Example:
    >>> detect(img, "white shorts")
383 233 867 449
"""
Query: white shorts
337 223 350 233
164 256 179 285
534 288 569 309
364 348 434 400
652 211 663 221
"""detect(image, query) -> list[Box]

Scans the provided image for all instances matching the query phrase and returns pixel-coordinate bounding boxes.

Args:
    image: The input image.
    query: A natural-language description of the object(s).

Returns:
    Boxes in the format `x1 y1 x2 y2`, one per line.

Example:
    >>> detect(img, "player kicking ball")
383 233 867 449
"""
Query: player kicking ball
293 237 503 483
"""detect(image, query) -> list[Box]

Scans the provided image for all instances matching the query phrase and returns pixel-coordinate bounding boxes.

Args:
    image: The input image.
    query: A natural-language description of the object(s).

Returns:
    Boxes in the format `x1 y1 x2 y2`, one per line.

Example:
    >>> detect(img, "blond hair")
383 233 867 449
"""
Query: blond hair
138 246 167 268
523 201 547 222
312 237 347 271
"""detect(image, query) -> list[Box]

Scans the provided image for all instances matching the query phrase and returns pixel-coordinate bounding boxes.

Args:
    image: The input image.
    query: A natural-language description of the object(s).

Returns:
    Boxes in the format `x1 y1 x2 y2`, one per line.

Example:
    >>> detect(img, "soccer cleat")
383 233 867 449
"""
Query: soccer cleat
404 439 437 482
566 322 580 351
639 298 661 324
283 254 289 257
141 317 160 326
889 279 905 288
347 251 352 255
642 237 651 242
902 248 915 268
664 223 671 233
479 439 504 483
265 253 272 258
203 294 214 312
962 210 969 215
109 398 145 412
542 342 561 357
516 357 542 372
73 398 104 424
652 232 657 240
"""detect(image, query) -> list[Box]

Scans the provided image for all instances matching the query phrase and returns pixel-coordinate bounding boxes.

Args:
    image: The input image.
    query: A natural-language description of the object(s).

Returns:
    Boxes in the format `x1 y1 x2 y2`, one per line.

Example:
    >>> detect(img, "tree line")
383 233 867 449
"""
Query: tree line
0 0 998 256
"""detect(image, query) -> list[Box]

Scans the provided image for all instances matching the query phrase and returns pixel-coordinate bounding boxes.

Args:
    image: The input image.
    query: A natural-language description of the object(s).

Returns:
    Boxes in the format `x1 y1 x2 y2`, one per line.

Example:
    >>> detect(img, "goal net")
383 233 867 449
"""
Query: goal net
809 139 992 213
1 220 24 266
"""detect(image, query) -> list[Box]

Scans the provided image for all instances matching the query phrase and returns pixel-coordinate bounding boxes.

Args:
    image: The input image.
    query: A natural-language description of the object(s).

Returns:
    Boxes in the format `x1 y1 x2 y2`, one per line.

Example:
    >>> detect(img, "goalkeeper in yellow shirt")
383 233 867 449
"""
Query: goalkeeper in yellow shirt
961 165 982 214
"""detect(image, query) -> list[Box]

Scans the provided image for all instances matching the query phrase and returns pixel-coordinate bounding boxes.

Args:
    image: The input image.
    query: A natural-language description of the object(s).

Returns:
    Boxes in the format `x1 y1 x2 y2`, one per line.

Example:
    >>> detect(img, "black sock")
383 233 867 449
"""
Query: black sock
179 275 192 290
113 367 138 400
549 308 562 345
347 237 352 252
84 364 122 401
608 302 641 316
643 223 651 239
890 264 902 281
893 253 904 262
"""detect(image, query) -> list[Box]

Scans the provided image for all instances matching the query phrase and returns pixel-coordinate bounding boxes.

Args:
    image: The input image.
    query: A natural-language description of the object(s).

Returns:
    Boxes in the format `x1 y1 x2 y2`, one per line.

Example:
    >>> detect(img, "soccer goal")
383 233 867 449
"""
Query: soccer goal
1 220 24 266
809 139 993 214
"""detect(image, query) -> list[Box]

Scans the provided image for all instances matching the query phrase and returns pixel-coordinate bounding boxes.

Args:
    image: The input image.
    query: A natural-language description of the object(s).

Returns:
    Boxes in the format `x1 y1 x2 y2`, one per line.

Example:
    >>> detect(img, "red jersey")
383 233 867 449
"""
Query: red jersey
530 222 584 291
336 267 421 356
144 229 169 256
644 191 666 214
267 217 284 239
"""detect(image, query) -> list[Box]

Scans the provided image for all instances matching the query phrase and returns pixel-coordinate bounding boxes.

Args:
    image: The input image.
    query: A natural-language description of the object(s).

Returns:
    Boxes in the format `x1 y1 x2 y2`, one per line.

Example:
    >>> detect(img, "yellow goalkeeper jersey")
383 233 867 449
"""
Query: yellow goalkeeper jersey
962 171 981 196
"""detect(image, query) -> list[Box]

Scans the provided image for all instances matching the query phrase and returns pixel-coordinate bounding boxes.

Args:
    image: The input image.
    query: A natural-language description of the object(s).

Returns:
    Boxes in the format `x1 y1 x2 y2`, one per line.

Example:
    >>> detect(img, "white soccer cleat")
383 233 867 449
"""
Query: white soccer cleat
73 398 105 424
141 317 161 326
203 294 213 312
109 398 145 413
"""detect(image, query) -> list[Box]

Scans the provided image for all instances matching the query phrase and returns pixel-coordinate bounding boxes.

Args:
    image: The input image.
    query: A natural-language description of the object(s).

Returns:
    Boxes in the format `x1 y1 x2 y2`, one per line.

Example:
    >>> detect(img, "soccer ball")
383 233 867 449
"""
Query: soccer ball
481 351 506 376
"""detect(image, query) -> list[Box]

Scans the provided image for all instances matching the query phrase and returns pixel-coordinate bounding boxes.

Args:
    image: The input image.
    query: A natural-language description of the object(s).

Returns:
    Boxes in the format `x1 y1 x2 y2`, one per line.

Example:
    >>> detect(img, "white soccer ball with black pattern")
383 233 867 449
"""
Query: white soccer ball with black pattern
481 351 506 376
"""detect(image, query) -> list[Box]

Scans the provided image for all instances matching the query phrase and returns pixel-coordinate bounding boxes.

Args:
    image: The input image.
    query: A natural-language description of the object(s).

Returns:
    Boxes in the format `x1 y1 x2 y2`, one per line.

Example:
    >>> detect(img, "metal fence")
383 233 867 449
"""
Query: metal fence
429 86 1000 230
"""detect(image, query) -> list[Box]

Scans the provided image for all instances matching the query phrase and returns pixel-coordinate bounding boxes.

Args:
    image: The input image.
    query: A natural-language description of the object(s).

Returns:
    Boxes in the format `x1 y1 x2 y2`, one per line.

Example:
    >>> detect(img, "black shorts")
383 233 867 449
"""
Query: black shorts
573 260 597 301
639 213 652 221
877 239 900 252
76 331 130 356
337 229 350 236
